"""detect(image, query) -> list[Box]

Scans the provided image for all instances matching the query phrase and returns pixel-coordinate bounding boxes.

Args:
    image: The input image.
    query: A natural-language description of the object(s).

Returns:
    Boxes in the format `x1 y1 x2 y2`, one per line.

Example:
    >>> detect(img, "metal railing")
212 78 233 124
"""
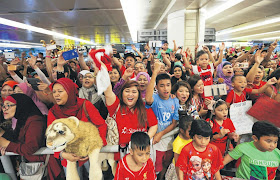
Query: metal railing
1 127 178 180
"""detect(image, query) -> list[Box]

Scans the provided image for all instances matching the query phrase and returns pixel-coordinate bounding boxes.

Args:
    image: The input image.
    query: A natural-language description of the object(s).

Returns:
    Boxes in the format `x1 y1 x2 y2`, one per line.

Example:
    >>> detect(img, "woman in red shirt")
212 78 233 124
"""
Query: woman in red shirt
104 80 158 149
0 94 64 180
47 78 107 167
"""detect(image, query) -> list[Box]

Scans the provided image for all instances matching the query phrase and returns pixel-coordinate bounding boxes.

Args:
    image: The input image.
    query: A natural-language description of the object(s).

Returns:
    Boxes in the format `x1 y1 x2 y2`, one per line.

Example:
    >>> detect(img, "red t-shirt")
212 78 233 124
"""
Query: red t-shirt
225 88 252 105
176 142 223 180
206 118 236 155
107 97 158 145
120 65 135 78
114 154 156 180
249 81 267 101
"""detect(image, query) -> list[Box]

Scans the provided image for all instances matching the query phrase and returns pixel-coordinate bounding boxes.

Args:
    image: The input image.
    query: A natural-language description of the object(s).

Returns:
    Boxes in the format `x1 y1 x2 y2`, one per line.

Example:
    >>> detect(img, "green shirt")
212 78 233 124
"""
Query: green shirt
229 141 280 180
157 48 172 60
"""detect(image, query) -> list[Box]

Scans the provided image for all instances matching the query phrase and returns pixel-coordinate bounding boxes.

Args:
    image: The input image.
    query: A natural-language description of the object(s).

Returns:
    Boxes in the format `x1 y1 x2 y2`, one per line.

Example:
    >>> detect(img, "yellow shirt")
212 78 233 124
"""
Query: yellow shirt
172 135 192 164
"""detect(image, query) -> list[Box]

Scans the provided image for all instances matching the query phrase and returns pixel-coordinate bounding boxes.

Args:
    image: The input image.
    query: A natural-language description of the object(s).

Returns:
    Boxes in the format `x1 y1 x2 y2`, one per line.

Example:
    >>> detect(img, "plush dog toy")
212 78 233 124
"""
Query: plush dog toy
46 116 103 180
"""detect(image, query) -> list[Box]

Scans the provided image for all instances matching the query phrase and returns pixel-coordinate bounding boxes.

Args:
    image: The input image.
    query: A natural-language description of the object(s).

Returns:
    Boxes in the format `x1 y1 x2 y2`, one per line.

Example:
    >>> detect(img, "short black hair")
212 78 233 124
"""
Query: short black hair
124 52 136 60
175 53 182 60
195 50 207 61
179 113 193 131
156 73 171 85
231 75 245 82
131 132 150 151
189 120 212 138
252 121 279 139
268 68 280 81
188 75 202 90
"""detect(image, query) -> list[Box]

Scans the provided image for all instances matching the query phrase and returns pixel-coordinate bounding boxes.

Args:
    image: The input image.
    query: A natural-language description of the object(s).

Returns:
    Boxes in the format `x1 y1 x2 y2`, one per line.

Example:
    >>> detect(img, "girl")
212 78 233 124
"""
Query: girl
0 94 64 180
135 72 150 100
109 66 121 88
176 120 223 180
165 113 193 180
206 100 239 155
188 75 207 119
216 61 234 93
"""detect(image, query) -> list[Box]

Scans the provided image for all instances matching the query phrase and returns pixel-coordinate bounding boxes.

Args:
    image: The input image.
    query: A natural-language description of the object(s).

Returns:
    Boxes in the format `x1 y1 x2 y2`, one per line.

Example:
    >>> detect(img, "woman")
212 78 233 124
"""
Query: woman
78 70 108 120
135 72 151 100
0 94 64 180
47 78 107 166
108 66 121 88
13 83 49 115
1 81 18 100
104 80 158 159
216 61 234 93
170 65 187 87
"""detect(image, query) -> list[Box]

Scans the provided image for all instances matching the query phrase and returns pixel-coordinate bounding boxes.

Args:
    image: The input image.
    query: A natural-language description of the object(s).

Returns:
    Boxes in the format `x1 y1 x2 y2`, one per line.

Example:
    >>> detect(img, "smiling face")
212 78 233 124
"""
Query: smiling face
2 100 16 120
109 69 121 83
122 86 139 108
176 86 190 105
1 85 13 99
134 63 146 76
174 67 182 79
82 73 95 88
222 65 233 77
253 67 264 84
137 75 149 92
232 76 247 92
52 83 68 105
14 86 24 94
125 56 135 68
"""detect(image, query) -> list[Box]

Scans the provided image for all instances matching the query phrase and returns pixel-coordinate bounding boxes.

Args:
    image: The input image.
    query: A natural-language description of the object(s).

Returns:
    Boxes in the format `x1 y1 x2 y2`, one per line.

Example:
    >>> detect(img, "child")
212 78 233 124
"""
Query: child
171 81 192 113
176 120 223 180
206 99 239 155
114 132 156 180
223 121 280 180
145 62 180 179
165 113 193 180
225 75 277 107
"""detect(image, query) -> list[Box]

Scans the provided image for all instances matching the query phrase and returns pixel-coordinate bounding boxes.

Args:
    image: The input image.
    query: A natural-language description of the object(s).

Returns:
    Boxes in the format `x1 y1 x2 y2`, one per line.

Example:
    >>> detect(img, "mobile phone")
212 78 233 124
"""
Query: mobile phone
7 64 17 71
3 52 15 59
78 47 87 53
238 62 249 69
46 44 57 51
27 78 41 91
62 49 79 60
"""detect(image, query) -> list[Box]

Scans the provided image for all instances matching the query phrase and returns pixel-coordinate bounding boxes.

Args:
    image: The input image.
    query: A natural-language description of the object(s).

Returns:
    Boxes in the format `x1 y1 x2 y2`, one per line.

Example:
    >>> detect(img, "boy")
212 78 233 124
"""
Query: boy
114 132 156 180
223 121 280 180
157 40 173 61
146 62 180 179
225 75 276 107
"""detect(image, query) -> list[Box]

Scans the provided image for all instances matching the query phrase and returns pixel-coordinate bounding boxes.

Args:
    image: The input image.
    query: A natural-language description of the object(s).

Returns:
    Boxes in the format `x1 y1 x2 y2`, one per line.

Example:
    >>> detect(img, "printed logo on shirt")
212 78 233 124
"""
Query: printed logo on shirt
121 127 146 134
143 172 147 180
249 163 278 180
188 156 212 180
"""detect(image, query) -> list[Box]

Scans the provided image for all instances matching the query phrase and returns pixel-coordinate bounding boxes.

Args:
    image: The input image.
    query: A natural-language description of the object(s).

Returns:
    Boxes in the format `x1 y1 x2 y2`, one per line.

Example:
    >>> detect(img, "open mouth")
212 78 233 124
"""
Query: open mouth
127 98 134 102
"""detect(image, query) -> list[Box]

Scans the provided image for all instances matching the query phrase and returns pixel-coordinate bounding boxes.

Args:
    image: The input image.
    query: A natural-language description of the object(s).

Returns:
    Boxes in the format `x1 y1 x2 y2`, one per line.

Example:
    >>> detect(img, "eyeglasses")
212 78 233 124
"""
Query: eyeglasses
2 104 16 110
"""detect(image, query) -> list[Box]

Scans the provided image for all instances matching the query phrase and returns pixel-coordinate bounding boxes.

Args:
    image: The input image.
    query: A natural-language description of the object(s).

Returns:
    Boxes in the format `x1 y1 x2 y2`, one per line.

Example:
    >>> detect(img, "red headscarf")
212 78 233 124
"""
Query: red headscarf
50 78 85 118
2 80 18 89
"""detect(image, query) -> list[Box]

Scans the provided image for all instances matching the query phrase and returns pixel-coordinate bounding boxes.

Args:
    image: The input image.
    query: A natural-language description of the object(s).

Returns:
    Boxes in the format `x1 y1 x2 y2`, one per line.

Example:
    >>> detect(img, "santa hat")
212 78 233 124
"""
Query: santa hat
88 46 113 95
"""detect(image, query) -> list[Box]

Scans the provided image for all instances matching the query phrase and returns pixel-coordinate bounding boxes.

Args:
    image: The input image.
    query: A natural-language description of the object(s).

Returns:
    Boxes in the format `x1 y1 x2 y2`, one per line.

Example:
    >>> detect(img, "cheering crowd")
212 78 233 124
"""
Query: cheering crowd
0 39 280 180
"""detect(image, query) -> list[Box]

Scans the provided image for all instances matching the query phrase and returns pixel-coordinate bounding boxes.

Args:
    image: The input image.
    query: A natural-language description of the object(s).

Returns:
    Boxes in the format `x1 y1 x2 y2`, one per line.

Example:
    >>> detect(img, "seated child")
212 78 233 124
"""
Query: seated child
176 120 223 180
165 113 193 180
114 132 156 180
225 75 276 107
206 99 239 155
223 121 280 180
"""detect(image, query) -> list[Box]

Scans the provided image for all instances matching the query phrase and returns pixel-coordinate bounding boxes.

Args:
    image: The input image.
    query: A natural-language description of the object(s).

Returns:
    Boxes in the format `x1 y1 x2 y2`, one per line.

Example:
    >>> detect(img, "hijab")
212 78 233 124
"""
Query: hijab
217 61 234 92
135 72 151 99
5 94 43 133
2 81 18 89
171 65 187 87
50 78 85 119
15 83 48 115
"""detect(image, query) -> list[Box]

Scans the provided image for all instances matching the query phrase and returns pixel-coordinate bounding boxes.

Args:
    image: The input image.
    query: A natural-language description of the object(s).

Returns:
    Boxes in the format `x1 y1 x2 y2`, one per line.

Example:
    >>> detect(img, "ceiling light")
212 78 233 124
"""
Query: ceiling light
259 36 280 41
154 0 177 29
0 17 95 45
219 30 280 41
206 0 244 19
216 16 280 36
0 43 42 48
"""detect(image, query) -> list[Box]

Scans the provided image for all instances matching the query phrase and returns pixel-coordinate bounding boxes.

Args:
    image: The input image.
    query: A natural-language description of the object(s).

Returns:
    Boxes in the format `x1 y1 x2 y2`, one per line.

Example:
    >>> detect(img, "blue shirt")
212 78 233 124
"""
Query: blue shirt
147 94 179 132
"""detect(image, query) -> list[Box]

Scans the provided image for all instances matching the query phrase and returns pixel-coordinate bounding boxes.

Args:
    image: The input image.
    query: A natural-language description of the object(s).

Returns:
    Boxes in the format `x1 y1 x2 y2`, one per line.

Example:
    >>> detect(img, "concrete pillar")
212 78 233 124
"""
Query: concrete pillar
167 9 206 55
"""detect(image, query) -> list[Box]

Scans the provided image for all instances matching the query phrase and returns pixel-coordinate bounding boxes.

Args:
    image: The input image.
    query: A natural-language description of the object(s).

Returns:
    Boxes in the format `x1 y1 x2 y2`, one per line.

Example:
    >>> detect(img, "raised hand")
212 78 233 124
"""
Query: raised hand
123 67 134 80
27 54 37 68
153 62 162 74
203 46 210 53
219 42 225 51
131 44 137 51
254 50 264 65
267 77 277 85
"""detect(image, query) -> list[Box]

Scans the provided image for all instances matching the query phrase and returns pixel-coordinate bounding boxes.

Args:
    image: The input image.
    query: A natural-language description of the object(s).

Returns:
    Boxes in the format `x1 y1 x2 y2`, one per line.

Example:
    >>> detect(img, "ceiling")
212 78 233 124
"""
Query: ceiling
0 0 279 47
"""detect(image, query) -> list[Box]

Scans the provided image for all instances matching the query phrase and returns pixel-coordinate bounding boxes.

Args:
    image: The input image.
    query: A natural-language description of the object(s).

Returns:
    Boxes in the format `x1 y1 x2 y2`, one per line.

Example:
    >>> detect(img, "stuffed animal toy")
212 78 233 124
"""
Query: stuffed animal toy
45 116 103 180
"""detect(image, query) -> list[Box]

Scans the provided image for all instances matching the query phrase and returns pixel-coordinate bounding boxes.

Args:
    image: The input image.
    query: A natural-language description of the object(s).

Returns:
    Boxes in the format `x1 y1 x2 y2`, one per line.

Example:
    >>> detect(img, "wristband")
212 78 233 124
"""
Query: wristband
46 56 51 58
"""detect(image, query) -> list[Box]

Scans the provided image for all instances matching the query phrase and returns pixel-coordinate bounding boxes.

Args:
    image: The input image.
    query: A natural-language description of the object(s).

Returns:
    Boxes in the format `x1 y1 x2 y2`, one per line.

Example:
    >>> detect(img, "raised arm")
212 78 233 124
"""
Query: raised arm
145 62 161 105
131 44 143 60
173 40 177 52
246 50 264 84
213 43 225 67
78 51 90 70
162 51 171 71
203 46 216 66
265 40 278 61
111 56 122 70
236 45 258 63
45 50 55 83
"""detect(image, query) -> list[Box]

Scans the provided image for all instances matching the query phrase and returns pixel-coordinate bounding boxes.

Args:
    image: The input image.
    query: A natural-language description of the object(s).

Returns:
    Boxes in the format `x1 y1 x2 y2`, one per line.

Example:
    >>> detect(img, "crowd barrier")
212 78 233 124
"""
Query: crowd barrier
1 127 179 180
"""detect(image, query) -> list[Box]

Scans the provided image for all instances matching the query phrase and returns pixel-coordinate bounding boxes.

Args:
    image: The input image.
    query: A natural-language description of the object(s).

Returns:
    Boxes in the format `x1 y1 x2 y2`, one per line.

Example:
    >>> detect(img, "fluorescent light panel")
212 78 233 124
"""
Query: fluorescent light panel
154 0 177 29
216 16 280 36
221 30 280 41
206 0 244 19
0 17 95 45
0 43 42 48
